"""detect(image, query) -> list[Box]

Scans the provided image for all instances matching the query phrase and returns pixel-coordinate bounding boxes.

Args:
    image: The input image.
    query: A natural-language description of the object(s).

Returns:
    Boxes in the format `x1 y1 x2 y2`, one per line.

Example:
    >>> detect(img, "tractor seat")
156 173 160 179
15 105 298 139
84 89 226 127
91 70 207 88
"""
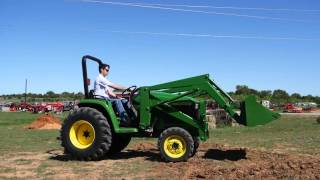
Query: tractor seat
89 90 95 99
89 90 105 100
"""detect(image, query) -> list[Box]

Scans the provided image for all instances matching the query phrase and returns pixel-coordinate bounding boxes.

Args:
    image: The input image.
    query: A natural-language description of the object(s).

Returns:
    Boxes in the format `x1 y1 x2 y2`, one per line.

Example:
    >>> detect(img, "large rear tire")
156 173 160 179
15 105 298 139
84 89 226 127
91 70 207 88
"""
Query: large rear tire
158 127 194 162
60 107 112 161
107 134 131 155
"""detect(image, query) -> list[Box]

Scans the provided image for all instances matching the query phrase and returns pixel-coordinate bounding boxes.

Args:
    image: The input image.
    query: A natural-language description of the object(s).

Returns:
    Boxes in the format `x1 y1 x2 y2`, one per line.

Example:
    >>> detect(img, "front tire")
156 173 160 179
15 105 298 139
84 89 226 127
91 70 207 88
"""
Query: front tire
190 136 200 157
60 107 112 160
158 127 194 162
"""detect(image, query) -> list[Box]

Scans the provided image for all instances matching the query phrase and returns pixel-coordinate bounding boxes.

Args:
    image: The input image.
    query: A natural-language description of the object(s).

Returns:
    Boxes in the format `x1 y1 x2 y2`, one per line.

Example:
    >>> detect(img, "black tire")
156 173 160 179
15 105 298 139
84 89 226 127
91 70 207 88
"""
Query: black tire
158 127 194 162
190 136 200 157
107 134 131 155
60 107 112 161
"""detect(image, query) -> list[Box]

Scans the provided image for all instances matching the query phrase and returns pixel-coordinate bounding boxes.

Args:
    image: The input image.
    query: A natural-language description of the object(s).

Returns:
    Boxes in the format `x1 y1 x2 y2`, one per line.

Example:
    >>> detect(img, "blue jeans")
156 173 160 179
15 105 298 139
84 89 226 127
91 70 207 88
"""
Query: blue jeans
106 98 130 122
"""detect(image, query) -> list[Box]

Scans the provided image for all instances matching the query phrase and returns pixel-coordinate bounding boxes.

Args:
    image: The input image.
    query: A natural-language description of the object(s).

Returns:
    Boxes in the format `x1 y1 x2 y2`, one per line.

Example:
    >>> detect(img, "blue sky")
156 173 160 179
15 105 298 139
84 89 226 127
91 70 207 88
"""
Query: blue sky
1 0 320 96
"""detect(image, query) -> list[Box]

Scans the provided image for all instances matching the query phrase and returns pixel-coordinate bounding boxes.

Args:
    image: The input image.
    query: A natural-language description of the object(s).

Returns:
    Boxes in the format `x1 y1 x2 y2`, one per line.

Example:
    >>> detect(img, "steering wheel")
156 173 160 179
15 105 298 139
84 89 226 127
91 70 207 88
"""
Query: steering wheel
121 86 137 101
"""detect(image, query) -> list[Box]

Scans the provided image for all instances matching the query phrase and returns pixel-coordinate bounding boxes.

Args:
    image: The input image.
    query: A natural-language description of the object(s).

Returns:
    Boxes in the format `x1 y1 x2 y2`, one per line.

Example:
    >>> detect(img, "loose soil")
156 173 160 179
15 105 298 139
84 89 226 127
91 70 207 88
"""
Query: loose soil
24 114 62 130
1 142 319 179
187 143 320 179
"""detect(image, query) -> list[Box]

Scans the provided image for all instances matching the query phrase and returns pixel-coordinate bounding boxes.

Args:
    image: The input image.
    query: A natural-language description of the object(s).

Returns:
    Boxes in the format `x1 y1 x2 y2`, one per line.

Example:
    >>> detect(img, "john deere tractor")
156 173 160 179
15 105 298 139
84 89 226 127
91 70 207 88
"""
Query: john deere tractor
60 55 280 162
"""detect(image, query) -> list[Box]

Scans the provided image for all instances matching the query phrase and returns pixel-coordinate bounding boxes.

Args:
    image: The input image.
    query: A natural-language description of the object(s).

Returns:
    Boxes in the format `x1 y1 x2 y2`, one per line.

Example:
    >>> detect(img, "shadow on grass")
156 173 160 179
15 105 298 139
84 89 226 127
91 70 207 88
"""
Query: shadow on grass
49 154 75 161
204 149 247 161
105 149 160 161
46 149 75 162
47 149 161 162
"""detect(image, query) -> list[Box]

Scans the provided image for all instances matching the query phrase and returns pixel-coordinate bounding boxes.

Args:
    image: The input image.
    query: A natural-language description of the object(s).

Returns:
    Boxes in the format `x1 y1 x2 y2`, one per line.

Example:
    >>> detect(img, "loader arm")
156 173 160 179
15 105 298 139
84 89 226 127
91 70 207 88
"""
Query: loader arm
141 74 279 127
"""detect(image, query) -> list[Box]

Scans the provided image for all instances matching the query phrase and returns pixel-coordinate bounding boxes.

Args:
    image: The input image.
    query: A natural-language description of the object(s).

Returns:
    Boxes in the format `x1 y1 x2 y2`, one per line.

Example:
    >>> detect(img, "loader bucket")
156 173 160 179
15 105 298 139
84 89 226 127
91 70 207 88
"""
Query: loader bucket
238 96 280 127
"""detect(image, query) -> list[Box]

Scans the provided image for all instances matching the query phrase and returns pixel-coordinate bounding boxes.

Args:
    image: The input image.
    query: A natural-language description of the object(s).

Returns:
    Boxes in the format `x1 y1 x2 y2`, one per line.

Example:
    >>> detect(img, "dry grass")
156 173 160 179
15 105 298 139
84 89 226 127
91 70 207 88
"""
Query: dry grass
0 112 319 179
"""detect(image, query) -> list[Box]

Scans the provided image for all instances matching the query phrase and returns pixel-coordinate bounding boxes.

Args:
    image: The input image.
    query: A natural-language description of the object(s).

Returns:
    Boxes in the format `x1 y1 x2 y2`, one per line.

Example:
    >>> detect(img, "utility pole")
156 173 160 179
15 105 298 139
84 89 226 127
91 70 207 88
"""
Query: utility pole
25 79 27 104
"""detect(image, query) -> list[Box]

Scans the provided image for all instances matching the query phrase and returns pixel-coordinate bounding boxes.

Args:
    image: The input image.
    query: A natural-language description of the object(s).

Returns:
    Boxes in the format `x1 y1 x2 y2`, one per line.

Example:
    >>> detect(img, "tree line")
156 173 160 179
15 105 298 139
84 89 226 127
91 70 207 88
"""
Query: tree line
0 91 83 102
230 85 320 105
1 86 319 106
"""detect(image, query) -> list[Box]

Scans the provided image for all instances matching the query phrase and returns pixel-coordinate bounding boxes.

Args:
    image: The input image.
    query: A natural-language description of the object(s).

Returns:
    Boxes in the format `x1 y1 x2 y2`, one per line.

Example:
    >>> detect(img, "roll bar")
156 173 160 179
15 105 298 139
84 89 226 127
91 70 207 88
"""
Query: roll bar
82 55 105 98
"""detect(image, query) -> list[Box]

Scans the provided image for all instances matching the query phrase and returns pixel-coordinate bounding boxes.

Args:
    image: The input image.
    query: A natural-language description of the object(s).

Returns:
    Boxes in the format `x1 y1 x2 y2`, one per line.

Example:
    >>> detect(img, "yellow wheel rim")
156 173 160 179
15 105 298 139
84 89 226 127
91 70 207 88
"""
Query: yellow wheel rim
163 135 187 159
69 120 95 149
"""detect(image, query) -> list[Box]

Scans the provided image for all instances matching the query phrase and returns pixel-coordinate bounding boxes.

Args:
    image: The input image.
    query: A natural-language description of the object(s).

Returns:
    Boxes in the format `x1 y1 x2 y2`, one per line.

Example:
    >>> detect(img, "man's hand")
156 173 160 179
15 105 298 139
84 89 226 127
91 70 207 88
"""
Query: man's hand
107 88 117 98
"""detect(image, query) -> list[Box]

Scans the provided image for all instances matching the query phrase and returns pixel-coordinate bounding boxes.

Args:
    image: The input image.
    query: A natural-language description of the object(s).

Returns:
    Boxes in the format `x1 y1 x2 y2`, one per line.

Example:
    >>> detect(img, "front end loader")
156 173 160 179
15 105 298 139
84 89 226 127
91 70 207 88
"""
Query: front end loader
60 55 280 162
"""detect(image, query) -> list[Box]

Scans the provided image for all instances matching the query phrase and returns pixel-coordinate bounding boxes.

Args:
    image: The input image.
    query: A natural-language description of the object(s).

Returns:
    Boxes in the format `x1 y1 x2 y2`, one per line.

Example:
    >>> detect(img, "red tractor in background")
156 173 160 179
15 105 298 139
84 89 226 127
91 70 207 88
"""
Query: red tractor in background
32 102 64 113
19 102 34 112
46 102 64 113
283 103 303 113
6 102 69 113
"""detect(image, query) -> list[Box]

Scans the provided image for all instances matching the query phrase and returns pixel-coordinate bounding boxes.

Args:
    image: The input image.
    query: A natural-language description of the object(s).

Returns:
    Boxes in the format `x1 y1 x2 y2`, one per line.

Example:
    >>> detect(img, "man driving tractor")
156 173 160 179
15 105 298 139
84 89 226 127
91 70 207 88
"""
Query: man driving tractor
60 55 280 162
94 63 133 126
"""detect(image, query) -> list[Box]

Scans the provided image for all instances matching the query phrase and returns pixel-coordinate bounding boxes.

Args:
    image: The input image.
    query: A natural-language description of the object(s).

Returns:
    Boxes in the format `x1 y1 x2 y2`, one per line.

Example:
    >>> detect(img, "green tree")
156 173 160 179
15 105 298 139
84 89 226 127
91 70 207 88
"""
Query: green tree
290 93 302 103
259 90 272 100
75 92 84 99
235 85 250 95
45 91 58 98
291 93 302 99
302 95 314 102
271 89 289 104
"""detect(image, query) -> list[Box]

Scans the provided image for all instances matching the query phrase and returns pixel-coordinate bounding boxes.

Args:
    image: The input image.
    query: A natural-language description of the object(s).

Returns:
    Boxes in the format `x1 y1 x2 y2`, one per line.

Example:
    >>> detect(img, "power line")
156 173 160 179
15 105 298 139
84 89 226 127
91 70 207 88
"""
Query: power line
126 2 320 13
81 0 314 23
91 30 320 41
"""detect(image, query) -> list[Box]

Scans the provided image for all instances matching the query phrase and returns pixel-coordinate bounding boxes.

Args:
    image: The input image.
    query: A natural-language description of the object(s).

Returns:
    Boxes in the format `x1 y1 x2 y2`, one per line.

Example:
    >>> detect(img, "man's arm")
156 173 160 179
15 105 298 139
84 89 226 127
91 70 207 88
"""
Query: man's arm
109 83 127 91
101 78 127 91
107 88 117 98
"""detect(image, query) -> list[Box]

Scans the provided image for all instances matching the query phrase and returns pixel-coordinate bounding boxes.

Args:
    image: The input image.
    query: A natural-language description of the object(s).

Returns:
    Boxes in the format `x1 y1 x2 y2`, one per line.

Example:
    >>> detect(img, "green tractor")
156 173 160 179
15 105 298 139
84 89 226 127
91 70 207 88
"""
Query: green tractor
60 55 280 162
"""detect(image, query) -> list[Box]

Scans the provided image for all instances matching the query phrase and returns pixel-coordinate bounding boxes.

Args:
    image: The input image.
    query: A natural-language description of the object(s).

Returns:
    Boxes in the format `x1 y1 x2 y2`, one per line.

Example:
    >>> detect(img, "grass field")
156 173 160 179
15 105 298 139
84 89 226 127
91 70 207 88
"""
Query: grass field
0 112 319 179
208 115 320 156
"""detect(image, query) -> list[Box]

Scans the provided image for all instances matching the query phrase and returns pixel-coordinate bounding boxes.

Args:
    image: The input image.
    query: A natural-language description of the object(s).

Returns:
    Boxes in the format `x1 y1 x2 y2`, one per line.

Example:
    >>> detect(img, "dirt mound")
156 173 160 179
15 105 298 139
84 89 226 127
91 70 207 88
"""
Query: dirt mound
24 114 62 130
189 150 320 179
